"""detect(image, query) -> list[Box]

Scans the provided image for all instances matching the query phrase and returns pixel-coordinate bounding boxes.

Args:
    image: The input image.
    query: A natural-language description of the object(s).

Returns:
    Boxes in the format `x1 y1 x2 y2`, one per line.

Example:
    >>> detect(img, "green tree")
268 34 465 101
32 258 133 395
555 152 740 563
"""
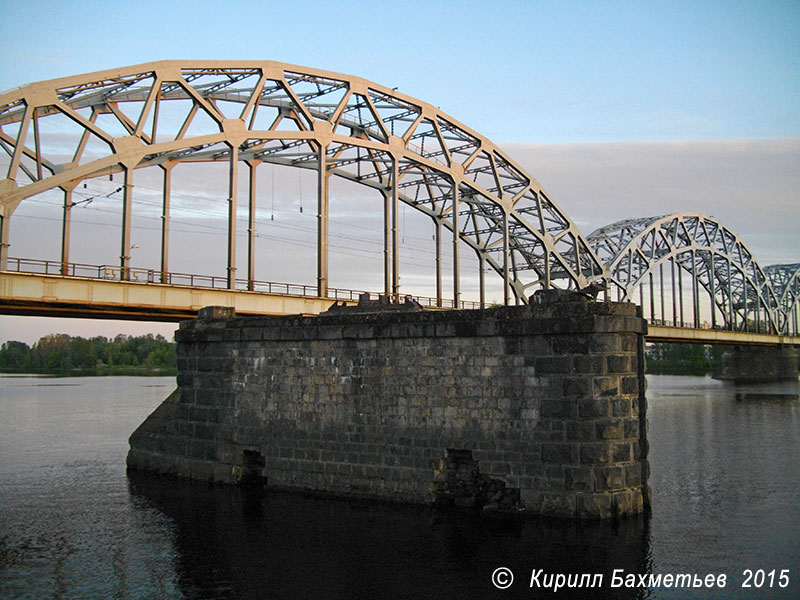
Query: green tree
0 341 32 371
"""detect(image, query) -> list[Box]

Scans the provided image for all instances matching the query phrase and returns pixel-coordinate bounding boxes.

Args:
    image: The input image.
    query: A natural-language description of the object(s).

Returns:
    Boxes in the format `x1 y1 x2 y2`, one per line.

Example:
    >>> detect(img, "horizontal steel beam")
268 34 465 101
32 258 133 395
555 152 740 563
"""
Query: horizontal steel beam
0 272 344 322
646 324 800 346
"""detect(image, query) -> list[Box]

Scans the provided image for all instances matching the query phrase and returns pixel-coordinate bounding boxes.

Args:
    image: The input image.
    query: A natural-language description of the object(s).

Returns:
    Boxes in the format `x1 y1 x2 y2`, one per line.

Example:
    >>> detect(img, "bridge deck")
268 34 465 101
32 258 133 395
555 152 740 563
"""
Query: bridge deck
646 324 800 346
0 271 347 321
2 271 798 346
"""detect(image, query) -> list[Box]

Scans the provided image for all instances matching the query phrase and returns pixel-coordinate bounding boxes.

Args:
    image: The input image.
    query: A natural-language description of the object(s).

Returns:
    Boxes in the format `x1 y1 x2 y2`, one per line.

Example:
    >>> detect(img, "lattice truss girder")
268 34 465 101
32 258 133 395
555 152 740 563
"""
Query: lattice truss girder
587 214 794 333
0 60 604 297
765 263 800 326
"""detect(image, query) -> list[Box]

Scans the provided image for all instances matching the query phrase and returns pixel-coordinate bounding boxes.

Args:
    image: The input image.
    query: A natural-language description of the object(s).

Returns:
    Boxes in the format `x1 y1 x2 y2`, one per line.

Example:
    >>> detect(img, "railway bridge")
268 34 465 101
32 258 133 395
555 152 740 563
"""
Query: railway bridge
0 61 797 351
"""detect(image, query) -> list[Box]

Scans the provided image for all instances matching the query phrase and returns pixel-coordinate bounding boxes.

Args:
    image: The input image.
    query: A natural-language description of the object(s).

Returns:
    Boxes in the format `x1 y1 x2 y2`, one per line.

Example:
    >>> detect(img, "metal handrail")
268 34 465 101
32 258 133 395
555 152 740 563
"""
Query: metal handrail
3 257 483 309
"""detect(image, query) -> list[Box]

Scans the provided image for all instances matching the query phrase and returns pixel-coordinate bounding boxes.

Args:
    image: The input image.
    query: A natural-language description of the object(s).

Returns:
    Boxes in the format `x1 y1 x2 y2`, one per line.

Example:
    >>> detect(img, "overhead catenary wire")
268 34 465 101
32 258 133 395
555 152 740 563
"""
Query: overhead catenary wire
20 181 439 252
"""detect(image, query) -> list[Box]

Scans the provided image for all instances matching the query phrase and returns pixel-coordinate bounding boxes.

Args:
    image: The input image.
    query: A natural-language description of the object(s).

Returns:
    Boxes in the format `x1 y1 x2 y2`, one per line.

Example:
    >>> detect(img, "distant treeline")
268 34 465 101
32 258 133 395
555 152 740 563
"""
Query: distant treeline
0 333 177 375
0 335 777 378
645 342 731 376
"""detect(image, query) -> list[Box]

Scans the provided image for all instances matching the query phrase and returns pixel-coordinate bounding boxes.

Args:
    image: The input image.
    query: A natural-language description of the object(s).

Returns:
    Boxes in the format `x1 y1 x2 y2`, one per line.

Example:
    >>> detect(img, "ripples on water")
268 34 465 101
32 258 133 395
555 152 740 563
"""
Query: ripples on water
0 375 798 599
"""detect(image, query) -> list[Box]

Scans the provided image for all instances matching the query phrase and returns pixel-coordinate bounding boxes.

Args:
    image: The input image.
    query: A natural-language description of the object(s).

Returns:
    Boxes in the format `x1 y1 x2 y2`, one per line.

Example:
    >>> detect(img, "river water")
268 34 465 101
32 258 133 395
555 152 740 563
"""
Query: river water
0 375 798 599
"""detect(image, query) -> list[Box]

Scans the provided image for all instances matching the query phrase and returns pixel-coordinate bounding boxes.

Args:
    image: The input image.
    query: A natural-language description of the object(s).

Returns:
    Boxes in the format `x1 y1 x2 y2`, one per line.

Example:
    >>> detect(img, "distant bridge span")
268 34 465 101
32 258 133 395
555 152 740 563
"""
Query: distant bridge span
0 61 797 342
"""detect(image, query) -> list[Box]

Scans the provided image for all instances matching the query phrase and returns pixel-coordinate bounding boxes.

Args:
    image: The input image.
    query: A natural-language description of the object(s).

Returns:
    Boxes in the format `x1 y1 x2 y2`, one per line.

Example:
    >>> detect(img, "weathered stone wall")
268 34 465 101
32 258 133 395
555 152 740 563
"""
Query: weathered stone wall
128 296 650 519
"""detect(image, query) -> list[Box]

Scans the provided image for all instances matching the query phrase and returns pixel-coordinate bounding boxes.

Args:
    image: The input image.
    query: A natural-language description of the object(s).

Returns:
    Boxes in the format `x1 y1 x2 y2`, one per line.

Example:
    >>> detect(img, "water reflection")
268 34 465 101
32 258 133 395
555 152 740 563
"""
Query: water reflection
645 376 800 599
732 379 800 403
128 472 651 599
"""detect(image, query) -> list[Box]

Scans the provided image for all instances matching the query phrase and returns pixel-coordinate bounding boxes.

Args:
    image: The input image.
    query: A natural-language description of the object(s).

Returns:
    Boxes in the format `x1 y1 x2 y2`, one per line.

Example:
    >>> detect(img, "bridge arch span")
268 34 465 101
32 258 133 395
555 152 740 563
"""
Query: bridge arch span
587 213 783 334
0 60 603 306
765 263 800 336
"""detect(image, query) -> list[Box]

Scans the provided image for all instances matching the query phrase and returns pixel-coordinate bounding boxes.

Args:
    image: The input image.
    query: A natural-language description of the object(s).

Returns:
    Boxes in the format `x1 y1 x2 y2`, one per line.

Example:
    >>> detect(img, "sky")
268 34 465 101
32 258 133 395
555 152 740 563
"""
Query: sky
0 0 798 344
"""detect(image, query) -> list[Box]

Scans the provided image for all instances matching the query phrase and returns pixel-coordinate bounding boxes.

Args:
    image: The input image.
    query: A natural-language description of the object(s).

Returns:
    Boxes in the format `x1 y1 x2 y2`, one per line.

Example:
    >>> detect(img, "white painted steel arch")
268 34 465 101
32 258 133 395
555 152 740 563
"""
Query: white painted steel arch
0 60 604 305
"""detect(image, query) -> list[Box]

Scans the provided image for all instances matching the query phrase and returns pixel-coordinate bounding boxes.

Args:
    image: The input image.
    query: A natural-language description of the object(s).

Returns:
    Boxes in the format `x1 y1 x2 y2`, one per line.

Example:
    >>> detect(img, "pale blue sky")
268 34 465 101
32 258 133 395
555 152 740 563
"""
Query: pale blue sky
0 0 798 143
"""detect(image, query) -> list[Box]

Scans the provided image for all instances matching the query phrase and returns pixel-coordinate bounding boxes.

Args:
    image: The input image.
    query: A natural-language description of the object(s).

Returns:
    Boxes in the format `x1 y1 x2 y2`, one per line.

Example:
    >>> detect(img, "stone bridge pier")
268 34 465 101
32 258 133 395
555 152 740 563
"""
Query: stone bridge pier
128 294 650 519
714 346 799 384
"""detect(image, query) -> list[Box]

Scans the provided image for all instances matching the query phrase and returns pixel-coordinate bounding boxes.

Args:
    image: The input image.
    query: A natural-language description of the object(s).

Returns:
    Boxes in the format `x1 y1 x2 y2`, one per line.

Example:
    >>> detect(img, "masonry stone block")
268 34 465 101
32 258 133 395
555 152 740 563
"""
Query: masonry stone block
572 355 604 373
578 398 610 419
606 354 630 373
580 442 611 464
593 376 619 397
578 492 613 519
621 376 639 395
535 355 572 375
566 421 595 441
613 442 632 463
595 465 625 492
565 465 594 491
612 397 631 417
624 462 642 487
590 334 619 353
596 419 625 440
562 377 590 397
541 443 576 464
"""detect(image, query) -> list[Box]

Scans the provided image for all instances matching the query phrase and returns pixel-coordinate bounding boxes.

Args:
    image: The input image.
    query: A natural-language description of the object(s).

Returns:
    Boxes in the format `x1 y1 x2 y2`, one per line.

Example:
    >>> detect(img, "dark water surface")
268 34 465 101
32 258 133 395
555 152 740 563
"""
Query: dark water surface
1 375 798 599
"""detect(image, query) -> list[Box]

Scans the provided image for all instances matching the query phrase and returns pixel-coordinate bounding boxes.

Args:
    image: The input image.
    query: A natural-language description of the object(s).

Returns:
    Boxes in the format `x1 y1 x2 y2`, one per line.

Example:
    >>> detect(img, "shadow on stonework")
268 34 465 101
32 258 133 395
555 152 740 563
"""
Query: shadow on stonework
127 472 652 600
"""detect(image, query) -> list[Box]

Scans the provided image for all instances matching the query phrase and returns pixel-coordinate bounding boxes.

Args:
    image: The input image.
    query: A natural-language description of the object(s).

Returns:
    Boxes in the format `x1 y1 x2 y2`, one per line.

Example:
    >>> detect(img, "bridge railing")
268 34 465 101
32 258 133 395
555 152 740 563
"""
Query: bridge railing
3 257 484 310
410 295 484 310
647 317 775 335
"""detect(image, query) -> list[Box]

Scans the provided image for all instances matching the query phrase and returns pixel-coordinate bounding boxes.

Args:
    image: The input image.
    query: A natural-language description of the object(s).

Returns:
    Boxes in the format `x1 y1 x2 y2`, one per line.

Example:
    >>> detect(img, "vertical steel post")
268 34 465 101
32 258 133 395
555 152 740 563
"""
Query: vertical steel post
478 251 485 308
121 167 133 281
678 261 684 327
743 280 749 331
510 247 520 305
639 282 644 315
502 209 510 305
659 262 665 325
383 191 390 297
227 145 238 290
61 186 73 275
727 261 734 330
434 217 442 307
391 158 399 301
691 250 698 328
755 293 761 333
160 164 171 283
247 161 257 291
671 257 677 327
317 145 329 298
649 271 655 323
544 249 551 291
451 178 460 306
710 253 716 328
0 213 9 271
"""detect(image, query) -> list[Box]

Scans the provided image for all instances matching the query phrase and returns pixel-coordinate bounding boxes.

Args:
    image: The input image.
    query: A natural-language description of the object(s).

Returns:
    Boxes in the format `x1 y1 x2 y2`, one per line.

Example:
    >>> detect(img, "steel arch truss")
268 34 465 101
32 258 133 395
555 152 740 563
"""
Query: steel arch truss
0 60 603 303
587 213 785 334
765 263 800 336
